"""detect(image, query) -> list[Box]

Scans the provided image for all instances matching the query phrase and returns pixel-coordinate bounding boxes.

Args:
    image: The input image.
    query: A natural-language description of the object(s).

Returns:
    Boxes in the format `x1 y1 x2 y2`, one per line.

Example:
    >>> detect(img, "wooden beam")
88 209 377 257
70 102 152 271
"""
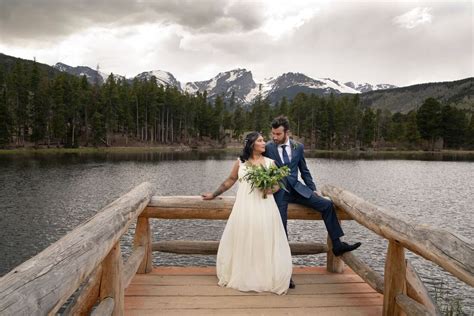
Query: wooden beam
91 297 114 316
62 265 102 315
322 185 474 287
133 216 152 274
123 246 146 289
406 260 441 315
152 240 328 255
0 182 155 315
383 240 406 316
99 242 124 316
144 196 352 220
396 294 433 316
341 252 384 294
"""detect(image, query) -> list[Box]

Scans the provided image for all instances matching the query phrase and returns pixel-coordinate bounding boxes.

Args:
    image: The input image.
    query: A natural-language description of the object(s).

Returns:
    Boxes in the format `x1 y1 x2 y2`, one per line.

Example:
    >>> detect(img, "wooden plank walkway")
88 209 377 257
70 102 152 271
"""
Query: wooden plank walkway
124 266 383 315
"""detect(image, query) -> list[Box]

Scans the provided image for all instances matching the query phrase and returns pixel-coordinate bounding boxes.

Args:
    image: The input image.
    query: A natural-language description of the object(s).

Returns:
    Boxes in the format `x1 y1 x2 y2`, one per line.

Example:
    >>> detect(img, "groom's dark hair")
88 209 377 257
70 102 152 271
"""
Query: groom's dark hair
239 131 261 163
271 115 290 132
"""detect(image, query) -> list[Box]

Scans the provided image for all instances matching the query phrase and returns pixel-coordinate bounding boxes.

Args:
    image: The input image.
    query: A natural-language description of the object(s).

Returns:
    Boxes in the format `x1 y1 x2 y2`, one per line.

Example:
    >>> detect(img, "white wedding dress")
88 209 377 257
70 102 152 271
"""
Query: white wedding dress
216 157 293 295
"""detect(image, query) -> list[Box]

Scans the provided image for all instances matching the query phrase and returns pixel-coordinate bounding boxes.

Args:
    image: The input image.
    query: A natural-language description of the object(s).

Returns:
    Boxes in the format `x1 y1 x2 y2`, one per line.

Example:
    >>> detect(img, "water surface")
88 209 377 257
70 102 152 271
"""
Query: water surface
0 152 472 313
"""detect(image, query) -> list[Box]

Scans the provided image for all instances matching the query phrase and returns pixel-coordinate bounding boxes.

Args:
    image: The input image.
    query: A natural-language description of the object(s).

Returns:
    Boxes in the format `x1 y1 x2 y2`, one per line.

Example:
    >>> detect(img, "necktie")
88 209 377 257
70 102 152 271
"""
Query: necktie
281 145 290 165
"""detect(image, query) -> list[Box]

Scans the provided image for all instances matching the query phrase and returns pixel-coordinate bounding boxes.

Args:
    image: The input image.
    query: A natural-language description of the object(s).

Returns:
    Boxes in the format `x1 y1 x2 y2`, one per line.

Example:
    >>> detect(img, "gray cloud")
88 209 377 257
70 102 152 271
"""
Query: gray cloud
242 1 473 86
0 0 263 43
0 0 471 86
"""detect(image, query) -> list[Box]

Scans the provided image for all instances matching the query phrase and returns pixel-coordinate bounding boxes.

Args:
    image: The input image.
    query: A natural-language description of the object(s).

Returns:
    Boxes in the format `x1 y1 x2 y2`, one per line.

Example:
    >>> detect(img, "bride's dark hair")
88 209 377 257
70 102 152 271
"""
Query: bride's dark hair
239 132 262 163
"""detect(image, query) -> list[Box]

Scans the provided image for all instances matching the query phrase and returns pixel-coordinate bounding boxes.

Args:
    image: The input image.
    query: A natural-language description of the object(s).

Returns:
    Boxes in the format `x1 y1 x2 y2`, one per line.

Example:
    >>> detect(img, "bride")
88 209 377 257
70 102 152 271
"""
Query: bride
201 132 292 295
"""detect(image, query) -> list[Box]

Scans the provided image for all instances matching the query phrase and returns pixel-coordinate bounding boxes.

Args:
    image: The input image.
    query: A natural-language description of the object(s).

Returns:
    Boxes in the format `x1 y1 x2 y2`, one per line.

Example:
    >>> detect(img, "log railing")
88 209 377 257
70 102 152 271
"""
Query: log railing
0 182 155 316
321 185 473 316
0 183 471 316
143 195 351 273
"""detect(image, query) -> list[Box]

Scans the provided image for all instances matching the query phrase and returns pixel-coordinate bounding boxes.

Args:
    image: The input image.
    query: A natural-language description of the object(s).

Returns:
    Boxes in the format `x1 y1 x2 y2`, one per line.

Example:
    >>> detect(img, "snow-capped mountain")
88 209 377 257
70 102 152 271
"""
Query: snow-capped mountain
183 71 364 105
134 70 181 90
260 73 360 103
345 81 397 93
53 63 104 84
53 61 397 105
184 69 257 105
53 62 124 85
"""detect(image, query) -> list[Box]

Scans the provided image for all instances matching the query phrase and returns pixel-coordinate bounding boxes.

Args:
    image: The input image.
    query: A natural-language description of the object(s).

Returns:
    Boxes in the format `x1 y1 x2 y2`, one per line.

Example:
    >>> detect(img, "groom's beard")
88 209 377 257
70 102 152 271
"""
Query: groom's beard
273 136 288 145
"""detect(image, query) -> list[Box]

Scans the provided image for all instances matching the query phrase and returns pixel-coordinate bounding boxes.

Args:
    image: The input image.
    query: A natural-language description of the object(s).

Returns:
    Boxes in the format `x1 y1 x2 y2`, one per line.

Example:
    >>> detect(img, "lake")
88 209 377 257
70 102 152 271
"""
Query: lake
0 151 472 313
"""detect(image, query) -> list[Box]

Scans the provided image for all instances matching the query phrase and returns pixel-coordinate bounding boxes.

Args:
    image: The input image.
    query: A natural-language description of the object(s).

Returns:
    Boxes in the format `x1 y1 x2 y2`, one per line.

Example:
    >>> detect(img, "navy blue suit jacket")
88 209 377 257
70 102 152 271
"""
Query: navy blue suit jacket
264 140 316 199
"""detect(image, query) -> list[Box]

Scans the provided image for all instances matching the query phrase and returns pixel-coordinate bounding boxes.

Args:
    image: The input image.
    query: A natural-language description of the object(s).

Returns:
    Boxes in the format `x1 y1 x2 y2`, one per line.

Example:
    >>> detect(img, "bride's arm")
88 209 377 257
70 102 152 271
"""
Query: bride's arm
201 160 240 200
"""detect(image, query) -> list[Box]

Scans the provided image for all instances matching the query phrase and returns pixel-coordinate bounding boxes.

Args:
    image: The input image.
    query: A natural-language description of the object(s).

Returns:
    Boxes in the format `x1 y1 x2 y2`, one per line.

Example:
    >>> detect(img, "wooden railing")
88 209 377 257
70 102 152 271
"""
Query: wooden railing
322 185 473 316
0 183 472 316
0 182 155 316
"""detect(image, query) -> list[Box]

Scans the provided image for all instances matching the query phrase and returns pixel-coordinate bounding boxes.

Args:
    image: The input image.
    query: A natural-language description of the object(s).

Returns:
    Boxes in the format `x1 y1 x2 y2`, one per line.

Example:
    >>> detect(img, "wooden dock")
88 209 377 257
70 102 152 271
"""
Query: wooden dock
0 182 471 315
124 266 383 315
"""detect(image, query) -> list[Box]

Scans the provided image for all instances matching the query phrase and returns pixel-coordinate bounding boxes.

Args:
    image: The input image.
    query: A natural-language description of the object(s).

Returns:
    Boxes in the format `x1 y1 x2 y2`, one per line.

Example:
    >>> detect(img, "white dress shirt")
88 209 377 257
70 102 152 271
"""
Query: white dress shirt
277 139 292 163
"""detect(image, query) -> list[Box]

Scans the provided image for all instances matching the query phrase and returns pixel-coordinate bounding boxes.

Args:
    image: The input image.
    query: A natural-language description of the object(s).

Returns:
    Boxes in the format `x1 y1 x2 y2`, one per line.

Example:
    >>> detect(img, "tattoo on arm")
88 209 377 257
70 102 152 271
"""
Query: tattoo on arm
213 183 226 197
213 175 237 197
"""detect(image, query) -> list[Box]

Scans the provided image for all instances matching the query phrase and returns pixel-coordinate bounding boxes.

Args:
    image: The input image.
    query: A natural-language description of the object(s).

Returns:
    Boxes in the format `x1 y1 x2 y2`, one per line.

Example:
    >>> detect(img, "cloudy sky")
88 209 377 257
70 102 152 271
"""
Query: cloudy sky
0 0 472 86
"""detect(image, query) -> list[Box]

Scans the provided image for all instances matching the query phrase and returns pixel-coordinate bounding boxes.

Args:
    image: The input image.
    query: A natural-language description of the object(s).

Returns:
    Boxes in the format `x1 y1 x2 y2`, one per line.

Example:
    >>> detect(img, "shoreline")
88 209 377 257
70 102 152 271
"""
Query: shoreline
1 145 473 157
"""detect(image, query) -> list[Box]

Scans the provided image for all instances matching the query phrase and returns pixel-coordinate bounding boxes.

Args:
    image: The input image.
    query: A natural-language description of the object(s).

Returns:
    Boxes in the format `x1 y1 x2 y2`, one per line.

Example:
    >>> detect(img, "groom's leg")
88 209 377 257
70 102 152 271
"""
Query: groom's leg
292 193 344 241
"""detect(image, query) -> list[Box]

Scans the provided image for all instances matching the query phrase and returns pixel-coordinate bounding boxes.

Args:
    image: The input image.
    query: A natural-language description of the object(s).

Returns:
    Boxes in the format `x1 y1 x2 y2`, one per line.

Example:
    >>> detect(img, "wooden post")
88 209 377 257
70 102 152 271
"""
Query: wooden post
383 240 406 316
326 220 344 273
99 242 124 316
133 216 153 273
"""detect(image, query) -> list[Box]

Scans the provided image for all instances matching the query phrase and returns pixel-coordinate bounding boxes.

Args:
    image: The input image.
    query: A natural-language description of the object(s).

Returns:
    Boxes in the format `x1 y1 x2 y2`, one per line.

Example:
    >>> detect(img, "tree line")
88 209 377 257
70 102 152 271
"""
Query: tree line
0 60 472 150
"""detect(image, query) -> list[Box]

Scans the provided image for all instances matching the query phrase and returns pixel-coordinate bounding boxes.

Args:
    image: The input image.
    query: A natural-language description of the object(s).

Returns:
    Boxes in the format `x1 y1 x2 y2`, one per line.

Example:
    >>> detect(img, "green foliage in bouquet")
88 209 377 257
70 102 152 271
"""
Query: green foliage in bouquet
241 164 291 199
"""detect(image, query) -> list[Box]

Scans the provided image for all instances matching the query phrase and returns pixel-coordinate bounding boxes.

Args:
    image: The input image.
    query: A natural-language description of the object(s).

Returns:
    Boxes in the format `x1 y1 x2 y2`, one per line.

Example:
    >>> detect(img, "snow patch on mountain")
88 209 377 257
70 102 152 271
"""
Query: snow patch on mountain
345 81 397 92
134 70 181 90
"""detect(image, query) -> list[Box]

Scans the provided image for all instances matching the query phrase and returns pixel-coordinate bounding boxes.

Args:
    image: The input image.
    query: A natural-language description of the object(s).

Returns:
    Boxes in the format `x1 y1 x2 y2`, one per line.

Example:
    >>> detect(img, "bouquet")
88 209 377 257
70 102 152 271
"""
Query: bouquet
241 164 290 199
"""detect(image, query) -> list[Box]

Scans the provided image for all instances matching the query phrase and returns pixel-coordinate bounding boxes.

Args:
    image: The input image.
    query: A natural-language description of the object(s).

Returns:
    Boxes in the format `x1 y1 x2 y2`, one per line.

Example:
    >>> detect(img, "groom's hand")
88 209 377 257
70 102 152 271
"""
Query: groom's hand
201 193 215 200
314 190 331 201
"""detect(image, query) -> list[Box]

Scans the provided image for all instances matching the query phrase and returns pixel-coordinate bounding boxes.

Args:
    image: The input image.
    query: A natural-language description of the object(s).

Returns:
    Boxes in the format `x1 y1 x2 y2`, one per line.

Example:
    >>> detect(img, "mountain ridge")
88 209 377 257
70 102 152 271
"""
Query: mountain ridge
1 53 471 113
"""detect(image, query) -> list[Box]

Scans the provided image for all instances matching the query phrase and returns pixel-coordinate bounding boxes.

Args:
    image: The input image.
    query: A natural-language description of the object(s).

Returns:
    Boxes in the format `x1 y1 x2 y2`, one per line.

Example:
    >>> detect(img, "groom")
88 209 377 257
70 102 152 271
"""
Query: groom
264 116 361 288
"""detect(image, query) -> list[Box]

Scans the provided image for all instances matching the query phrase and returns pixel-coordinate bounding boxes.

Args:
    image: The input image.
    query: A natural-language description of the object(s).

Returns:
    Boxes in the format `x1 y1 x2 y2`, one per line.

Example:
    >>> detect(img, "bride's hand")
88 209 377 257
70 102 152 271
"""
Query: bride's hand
265 184 280 195
264 188 273 195
201 192 215 200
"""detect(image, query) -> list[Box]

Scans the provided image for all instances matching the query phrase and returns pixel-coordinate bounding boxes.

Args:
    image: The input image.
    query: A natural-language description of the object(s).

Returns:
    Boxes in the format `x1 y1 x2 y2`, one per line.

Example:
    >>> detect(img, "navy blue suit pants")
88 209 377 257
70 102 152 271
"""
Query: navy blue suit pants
274 188 344 241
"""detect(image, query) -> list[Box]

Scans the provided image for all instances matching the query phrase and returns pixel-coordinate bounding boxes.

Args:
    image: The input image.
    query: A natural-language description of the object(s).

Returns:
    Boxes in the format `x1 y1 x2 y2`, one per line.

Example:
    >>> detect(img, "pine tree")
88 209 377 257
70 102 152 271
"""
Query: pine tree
91 111 106 146
417 98 442 150
79 75 92 145
30 60 48 145
11 62 29 145
360 107 376 147
213 95 224 141
232 103 245 139
279 96 289 117
405 111 420 146
466 115 474 149
0 66 11 147
441 105 468 148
